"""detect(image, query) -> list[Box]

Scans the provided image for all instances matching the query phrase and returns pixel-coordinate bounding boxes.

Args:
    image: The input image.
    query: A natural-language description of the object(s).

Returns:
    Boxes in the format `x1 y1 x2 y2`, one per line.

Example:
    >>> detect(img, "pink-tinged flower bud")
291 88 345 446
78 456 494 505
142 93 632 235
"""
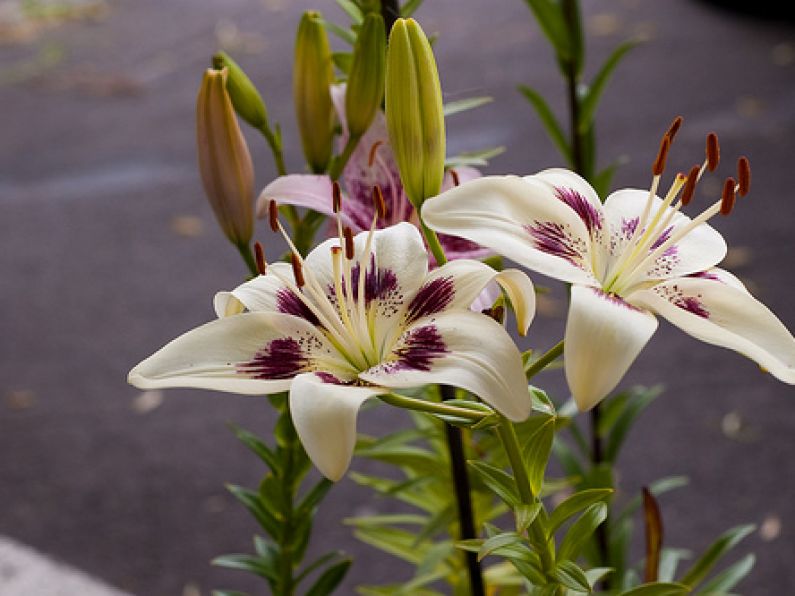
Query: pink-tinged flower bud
345 13 386 139
294 11 335 174
385 18 446 209
196 68 254 247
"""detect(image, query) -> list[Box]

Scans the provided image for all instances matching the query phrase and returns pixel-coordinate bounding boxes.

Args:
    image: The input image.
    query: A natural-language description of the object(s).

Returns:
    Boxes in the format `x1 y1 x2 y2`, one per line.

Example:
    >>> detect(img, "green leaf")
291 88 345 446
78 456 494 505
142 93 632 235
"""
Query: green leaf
296 551 346 585
335 0 363 23
679 524 756 588
578 40 639 134
515 502 542 534
445 146 506 168
530 386 556 416
332 51 353 74
455 538 484 553
697 553 755 593
592 161 622 198
468 460 520 507
552 436 585 478
305 558 352 596
552 559 591 592
226 484 280 537
478 532 524 561
522 416 556 497
229 425 279 473
584 567 614 587
318 17 356 45
443 96 493 117
212 554 278 582
346 513 428 527
296 478 333 519
413 503 455 546
658 548 691 583
604 385 663 462
548 488 613 537
354 526 430 564
619 583 690 596
558 503 608 561
400 0 424 17
517 85 572 163
521 0 570 61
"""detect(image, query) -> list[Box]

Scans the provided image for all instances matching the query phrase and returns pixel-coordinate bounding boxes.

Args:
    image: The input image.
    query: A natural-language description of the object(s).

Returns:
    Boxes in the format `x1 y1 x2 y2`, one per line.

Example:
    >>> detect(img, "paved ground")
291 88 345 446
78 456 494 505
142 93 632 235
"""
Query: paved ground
1 0 794 594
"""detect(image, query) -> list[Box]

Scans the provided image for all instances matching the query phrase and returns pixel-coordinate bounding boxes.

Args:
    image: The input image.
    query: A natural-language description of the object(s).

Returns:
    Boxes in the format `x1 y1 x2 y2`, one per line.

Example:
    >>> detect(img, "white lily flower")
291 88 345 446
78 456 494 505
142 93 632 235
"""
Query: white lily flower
423 121 795 411
128 212 535 481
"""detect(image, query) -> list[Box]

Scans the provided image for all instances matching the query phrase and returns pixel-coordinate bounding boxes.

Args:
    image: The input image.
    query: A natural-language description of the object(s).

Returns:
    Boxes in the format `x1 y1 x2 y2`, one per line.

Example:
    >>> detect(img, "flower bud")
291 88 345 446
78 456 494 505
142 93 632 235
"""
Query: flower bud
196 68 254 247
294 11 335 173
345 13 386 139
211 51 268 131
385 18 446 208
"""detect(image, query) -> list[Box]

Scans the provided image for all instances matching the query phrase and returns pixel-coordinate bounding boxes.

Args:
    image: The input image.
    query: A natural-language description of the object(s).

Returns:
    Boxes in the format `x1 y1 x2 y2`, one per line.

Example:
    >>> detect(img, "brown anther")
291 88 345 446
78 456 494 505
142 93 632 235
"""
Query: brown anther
268 200 279 232
332 181 342 213
737 156 751 197
450 168 460 187
368 141 383 167
372 185 387 219
481 305 505 324
706 133 720 172
254 241 267 275
720 177 736 215
343 227 355 260
290 253 305 287
652 135 671 176
666 115 684 142
681 164 700 206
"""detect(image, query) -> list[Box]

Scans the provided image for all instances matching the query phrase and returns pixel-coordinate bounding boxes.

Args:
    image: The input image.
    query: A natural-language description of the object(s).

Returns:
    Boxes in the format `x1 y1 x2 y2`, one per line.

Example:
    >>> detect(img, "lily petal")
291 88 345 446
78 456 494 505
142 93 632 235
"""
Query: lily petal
422 175 599 285
565 285 658 411
629 275 795 384
406 259 536 335
128 312 348 394
214 262 297 318
359 310 531 421
603 189 727 284
290 372 382 481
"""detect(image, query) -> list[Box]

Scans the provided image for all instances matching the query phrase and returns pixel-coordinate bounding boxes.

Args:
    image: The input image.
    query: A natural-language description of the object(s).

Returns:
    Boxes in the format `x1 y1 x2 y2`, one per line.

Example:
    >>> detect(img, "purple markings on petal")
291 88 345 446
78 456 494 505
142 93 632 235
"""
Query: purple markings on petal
590 287 643 312
621 217 639 239
406 277 456 324
348 255 399 304
524 221 585 266
689 271 721 282
394 325 448 371
649 226 678 258
555 187 603 234
675 296 710 318
238 338 307 380
276 288 320 326
315 371 347 385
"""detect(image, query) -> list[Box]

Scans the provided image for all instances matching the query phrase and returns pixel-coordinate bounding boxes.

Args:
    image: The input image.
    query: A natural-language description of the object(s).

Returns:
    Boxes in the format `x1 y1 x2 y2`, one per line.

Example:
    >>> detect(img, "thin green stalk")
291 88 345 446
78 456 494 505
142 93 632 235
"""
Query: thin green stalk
524 340 564 379
380 392 488 421
236 241 259 277
419 220 448 266
328 134 361 181
260 123 287 176
496 416 555 573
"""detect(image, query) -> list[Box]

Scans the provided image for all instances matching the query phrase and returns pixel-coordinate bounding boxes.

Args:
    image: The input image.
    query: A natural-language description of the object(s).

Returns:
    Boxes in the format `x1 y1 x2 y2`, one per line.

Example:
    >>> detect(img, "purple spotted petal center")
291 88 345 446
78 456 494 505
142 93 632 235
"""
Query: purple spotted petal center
555 186 602 234
394 325 448 371
238 337 308 380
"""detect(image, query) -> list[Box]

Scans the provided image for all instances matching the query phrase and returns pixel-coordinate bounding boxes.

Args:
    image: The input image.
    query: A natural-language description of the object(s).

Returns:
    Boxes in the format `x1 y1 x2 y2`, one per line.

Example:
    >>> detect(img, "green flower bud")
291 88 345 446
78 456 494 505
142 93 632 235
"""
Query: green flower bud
345 13 386 139
196 68 254 247
294 11 335 174
385 18 446 208
211 51 268 131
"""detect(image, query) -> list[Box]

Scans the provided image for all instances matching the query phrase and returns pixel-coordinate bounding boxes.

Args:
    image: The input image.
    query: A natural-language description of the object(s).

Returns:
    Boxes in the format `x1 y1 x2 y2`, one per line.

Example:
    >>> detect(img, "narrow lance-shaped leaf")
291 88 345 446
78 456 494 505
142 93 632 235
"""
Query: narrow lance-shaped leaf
552 559 591 592
618 583 690 596
577 39 639 134
696 552 756 593
558 502 608 561
305 558 353 596
521 0 570 62
605 385 662 462
443 96 493 117
523 416 556 497
518 85 572 164
547 488 613 537
679 524 756 588
642 487 664 583
467 460 521 507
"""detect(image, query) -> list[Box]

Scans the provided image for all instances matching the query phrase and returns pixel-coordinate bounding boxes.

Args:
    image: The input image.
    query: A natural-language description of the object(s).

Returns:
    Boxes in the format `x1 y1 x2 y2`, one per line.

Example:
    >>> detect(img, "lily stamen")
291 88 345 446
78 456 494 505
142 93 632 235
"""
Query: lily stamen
254 241 267 275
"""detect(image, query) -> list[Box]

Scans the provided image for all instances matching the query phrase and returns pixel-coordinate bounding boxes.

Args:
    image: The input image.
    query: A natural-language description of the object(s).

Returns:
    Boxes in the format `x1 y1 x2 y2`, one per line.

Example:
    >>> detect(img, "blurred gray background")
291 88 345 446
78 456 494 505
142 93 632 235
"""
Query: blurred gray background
1 0 794 594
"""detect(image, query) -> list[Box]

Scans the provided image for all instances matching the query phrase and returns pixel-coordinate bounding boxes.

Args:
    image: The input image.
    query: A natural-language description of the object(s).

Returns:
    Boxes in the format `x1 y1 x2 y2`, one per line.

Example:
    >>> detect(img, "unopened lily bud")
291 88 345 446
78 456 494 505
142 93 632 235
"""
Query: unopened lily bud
385 18 445 209
196 68 254 247
345 13 386 139
294 11 335 173
212 51 268 131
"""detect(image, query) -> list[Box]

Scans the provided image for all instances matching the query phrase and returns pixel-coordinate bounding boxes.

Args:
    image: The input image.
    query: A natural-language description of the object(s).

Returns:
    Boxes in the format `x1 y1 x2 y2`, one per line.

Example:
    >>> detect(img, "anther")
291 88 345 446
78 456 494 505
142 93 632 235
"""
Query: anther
652 135 671 176
268 200 279 232
254 241 267 275
721 177 736 215
343 227 355 260
482 305 505 324
332 181 342 213
737 156 751 197
373 185 387 220
450 168 460 187
290 253 305 287
706 133 720 172
368 141 383 167
681 164 700 206
666 116 684 142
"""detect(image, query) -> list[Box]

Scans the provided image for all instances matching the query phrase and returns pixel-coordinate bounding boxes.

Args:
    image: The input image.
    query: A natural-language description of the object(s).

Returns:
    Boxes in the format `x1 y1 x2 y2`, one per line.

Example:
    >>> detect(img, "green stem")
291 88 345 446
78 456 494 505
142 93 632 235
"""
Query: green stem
260 123 287 176
496 416 556 573
524 340 564 379
419 220 448 266
328 134 361 181
236 241 259 277
380 393 488 421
